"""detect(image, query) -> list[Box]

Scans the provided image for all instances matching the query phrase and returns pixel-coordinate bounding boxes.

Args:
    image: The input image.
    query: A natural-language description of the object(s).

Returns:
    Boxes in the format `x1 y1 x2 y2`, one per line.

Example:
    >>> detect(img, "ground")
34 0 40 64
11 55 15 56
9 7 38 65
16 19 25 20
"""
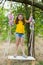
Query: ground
0 36 43 65
35 36 43 60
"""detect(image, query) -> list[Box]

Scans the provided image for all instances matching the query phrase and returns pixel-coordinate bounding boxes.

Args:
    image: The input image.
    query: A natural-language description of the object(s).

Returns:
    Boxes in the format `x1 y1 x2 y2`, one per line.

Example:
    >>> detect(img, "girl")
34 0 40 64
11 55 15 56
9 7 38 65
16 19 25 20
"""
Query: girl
14 13 30 57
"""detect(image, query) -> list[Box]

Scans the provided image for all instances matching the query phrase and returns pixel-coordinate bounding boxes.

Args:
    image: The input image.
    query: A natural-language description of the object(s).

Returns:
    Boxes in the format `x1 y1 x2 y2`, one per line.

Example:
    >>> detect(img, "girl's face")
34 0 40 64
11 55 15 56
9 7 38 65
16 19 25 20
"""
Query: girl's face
18 14 23 20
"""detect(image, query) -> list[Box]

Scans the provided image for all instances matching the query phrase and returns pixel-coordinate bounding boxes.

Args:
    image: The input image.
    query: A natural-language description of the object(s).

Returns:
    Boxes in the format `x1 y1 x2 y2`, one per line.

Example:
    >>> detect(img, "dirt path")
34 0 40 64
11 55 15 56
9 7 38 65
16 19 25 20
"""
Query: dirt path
0 36 43 60
0 36 43 65
35 36 43 60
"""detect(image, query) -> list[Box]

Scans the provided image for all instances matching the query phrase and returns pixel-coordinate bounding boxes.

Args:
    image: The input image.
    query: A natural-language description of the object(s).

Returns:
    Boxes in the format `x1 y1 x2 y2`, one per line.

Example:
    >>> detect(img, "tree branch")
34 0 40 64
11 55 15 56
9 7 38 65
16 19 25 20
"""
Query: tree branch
8 0 43 10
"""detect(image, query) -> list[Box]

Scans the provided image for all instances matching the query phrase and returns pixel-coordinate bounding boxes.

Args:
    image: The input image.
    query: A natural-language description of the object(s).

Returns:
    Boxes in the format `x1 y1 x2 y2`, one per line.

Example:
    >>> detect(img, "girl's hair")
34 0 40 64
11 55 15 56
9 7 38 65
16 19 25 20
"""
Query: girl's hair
15 13 25 25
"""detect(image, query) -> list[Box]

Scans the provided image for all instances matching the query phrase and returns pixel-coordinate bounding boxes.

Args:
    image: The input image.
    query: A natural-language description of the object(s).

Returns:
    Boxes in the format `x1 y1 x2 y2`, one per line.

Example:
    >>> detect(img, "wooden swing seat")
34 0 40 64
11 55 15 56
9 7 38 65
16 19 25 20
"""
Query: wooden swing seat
7 55 36 65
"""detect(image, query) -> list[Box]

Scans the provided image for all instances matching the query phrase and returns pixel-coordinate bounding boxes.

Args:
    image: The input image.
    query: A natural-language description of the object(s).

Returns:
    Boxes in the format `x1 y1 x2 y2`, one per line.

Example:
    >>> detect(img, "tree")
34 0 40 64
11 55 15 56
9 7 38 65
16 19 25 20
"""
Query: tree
8 0 43 10
42 0 43 2
24 4 30 56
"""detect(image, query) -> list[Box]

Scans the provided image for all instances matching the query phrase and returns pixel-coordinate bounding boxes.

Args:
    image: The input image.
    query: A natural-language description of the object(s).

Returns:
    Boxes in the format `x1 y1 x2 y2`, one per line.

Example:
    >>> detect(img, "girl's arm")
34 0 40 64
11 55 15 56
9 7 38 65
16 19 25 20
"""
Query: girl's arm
14 20 16 24
25 16 33 23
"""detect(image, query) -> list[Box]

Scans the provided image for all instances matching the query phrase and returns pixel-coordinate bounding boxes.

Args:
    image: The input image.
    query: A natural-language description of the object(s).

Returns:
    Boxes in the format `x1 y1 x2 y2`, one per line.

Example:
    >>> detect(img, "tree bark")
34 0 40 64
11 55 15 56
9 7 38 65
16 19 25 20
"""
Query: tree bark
24 4 30 56
32 0 35 57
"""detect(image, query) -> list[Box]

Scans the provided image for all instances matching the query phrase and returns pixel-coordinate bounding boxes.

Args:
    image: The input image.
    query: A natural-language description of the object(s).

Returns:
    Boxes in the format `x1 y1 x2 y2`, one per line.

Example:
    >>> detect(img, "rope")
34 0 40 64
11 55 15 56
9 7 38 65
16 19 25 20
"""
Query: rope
31 0 34 16
10 0 12 10
29 0 35 56
8 0 13 43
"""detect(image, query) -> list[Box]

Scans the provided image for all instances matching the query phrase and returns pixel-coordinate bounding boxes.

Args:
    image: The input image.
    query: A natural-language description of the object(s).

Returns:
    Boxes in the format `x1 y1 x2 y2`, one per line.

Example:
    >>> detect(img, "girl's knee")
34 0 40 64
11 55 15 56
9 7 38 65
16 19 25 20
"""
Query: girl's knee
21 43 24 46
16 38 20 46
16 42 19 46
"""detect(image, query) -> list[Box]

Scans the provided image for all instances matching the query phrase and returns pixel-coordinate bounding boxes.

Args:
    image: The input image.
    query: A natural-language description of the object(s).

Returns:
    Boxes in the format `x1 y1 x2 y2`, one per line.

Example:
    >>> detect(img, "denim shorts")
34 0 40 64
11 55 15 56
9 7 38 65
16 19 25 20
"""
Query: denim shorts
16 33 24 38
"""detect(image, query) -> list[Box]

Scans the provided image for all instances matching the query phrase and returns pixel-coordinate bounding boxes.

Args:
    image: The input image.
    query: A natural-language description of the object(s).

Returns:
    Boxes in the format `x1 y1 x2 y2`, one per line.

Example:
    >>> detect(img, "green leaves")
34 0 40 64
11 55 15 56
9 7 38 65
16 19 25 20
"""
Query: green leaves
35 8 43 36
0 2 43 41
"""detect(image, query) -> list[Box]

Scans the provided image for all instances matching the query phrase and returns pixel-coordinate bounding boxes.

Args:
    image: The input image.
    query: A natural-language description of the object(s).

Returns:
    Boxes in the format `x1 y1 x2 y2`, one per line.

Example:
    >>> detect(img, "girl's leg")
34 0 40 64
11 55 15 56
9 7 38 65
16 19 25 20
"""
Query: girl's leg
15 36 20 56
20 37 26 56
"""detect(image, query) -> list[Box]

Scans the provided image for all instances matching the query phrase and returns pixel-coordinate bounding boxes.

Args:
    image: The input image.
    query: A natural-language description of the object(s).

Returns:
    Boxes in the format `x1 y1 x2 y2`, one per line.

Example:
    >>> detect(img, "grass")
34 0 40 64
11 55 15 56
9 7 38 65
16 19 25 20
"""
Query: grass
6 60 43 65
38 61 43 65
13 61 43 65
0 36 43 65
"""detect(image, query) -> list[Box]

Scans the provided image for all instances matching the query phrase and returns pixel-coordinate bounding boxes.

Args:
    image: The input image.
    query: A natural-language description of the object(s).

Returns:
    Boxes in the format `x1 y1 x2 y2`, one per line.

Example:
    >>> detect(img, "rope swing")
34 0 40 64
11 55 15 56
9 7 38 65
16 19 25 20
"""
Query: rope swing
8 0 14 43
29 0 35 56
7 0 35 57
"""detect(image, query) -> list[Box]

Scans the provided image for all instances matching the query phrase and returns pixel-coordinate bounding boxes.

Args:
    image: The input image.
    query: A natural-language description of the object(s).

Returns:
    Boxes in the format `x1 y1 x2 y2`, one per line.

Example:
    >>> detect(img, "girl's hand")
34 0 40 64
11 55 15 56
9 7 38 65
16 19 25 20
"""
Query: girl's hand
25 20 30 23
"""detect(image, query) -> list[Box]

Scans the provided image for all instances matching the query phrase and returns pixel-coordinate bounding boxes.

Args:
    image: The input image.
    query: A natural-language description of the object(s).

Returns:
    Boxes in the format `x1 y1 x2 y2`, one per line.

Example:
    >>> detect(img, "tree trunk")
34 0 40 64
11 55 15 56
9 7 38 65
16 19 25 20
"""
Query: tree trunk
24 4 31 56
32 0 35 57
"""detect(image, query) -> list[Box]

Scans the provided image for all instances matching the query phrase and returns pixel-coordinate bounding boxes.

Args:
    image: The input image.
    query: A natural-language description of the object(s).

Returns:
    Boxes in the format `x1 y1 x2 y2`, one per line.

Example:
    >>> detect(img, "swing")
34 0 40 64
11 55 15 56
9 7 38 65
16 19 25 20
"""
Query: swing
28 0 35 57
8 55 35 60
7 1 36 65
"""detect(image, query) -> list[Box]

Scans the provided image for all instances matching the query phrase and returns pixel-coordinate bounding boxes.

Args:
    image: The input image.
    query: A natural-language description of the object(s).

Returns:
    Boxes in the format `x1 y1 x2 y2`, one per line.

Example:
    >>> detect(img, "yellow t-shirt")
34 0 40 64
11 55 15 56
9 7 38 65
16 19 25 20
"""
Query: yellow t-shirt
15 21 25 33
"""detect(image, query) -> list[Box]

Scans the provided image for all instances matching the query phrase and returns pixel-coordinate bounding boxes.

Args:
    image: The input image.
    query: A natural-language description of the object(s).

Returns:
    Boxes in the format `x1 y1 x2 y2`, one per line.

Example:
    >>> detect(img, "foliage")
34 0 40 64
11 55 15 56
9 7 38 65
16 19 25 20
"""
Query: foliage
0 3 43 42
37 61 43 65
35 8 43 36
